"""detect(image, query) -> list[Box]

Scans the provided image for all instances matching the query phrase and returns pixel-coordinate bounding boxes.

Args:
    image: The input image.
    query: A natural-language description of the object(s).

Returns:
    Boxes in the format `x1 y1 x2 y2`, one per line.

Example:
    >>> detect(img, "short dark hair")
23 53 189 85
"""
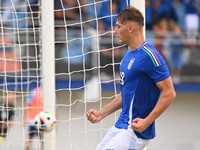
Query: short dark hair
117 6 144 27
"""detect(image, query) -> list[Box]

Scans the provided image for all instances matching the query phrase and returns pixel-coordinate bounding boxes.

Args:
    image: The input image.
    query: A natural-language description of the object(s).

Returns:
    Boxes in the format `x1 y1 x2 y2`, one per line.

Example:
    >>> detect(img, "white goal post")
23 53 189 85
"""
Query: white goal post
130 0 146 37
41 0 56 150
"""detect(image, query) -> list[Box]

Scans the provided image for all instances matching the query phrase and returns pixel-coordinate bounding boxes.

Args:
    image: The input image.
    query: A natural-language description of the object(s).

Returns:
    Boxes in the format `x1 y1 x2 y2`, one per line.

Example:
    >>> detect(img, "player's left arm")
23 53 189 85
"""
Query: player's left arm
131 77 176 133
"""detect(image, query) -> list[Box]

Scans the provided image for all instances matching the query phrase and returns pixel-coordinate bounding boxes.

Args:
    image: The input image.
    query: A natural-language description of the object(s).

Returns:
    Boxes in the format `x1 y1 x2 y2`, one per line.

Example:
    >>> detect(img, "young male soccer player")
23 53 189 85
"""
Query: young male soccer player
87 6 176 150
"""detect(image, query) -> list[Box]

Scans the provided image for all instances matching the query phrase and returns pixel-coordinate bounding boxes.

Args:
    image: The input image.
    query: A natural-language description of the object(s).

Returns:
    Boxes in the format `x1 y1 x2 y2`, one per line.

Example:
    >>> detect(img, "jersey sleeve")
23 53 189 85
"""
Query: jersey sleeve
141 47 170 83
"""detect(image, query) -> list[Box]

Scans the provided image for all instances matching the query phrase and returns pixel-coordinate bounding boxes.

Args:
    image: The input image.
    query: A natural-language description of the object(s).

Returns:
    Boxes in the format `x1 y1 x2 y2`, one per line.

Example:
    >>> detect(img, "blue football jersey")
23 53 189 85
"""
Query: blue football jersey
115 41 170 139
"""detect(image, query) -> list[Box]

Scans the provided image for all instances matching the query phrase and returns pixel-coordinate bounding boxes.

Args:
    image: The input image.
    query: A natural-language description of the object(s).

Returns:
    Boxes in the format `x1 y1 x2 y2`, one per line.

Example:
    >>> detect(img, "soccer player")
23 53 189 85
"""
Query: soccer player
24 87 57 150
0 91 15 142
87 6 176 150
24 87 44 150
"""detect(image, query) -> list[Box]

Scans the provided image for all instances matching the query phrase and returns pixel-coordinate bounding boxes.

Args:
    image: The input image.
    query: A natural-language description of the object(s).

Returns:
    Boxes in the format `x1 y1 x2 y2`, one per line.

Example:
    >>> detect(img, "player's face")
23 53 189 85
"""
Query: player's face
114 21 129 44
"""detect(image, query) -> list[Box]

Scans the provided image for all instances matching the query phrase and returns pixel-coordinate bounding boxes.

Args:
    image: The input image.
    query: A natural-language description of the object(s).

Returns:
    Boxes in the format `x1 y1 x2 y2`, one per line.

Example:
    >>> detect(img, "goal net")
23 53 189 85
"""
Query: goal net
0 0 144 150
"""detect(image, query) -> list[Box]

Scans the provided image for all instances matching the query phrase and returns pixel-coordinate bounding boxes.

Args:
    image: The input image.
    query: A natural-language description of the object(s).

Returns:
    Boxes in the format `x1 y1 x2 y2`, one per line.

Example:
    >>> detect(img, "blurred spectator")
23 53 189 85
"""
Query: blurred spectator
173 0 186 32
152 0 177 25
119 0 130 11
0 91 15 141
19 0 40 71
100 44 125 80
0 37 21 72
54 0 75 62
54 0 86 25
184 0 199 46
145 0 154 30
98 1 118 32
161 0 177 21
152 0 163 24
54 0 87 62
1 0 26 28
62 30 91 65
54 0 77 22
153 18 169 60
84 0 103 28
168 20 185 84
97 1 123 78
0 37 12 52
27 0 39 19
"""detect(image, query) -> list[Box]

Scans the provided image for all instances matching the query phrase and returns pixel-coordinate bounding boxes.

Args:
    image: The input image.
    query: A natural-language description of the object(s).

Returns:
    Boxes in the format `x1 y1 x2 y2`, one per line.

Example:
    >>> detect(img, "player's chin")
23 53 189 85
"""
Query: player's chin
117 39 124 44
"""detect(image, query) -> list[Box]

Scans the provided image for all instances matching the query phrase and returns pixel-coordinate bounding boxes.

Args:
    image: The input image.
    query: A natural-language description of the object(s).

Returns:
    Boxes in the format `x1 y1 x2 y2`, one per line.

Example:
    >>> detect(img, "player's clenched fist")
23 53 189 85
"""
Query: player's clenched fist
87 109 103 123
131 118 149 133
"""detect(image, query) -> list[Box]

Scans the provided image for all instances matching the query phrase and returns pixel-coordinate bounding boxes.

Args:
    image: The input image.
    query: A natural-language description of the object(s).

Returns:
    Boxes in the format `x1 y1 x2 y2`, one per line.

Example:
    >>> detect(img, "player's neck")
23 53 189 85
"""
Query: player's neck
129 31 145 52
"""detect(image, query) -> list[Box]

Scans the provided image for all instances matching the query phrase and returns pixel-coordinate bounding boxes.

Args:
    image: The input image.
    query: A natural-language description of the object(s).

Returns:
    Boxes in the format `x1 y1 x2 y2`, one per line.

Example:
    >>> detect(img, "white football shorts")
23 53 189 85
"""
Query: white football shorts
96 126 150 150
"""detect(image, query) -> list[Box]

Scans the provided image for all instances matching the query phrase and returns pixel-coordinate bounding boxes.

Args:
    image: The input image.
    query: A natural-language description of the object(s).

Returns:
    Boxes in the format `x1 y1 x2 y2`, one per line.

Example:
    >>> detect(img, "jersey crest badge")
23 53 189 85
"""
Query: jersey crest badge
128 58 135 70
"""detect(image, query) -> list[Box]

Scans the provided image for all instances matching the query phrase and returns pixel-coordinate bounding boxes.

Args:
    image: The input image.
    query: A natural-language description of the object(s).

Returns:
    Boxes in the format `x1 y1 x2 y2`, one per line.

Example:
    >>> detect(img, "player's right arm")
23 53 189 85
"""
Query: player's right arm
87 93 122 123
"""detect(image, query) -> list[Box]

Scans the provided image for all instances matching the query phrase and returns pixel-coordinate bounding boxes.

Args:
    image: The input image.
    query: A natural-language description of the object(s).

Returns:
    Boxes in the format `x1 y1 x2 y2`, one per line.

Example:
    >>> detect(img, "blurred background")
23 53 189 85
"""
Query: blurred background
0 0 200 150
0 0 200 84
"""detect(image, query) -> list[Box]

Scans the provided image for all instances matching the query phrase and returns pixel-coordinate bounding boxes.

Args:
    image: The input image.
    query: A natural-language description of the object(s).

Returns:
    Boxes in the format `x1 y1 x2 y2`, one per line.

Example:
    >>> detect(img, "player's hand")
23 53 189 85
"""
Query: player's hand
86 109 103 123
131 118 149 133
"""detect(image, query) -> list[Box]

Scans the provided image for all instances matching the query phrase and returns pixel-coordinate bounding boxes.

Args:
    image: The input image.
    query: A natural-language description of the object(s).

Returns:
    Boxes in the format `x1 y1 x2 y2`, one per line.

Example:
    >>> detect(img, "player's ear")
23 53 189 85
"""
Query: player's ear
129 25 135 32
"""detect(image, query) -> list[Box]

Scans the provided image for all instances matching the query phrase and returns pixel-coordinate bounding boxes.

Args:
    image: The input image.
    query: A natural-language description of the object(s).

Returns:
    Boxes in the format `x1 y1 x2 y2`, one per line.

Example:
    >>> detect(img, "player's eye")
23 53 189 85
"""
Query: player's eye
115 26 120 31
